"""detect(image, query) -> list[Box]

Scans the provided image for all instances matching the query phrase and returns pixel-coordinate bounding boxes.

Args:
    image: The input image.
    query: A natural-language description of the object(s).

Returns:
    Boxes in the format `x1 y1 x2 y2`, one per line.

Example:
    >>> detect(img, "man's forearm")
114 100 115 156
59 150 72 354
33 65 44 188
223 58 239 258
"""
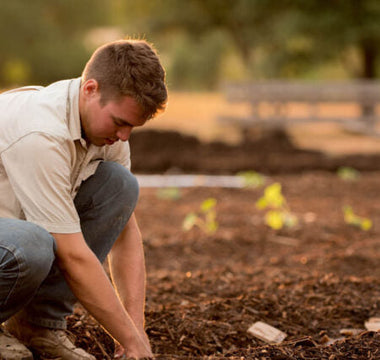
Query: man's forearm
108 214 147 331
52 232 151 357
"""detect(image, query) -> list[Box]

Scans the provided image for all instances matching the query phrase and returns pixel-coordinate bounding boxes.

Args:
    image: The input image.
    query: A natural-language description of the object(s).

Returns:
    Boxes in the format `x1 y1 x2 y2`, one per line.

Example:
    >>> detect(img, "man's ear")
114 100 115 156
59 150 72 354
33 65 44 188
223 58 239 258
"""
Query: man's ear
82 79 99 97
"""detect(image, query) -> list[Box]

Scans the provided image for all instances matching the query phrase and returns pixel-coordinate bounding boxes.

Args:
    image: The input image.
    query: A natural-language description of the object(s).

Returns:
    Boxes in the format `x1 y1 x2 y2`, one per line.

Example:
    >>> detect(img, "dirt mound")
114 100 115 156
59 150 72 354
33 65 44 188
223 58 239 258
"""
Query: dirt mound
130 129 380 174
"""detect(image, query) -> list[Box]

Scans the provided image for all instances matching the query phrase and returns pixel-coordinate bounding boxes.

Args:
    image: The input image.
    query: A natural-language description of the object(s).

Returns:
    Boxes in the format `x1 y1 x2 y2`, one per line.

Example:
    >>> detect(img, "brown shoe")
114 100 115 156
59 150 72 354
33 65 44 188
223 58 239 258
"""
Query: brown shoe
5 317 95 360
0 325 33 360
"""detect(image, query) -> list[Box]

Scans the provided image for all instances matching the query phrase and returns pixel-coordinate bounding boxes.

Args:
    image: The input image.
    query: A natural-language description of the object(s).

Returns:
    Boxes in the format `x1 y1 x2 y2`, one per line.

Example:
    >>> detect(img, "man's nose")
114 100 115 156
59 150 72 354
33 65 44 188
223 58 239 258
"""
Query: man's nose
117 127 132 141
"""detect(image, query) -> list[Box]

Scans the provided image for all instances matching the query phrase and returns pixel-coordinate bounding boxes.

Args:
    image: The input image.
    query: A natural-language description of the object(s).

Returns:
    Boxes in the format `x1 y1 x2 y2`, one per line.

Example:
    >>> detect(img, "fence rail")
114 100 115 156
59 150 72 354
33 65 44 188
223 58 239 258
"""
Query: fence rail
219 81 380 136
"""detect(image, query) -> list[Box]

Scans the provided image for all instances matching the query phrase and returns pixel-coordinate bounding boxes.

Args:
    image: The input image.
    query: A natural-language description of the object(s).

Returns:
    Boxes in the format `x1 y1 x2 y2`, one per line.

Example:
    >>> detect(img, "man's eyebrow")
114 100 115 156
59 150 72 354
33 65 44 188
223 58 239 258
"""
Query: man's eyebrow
112 115 133 127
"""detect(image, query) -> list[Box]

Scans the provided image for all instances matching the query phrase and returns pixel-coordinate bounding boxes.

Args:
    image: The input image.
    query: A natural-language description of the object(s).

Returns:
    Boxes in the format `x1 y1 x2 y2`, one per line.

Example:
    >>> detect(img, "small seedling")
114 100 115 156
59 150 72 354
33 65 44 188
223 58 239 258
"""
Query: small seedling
237 170 266 188
183 198 218 234
337 167 360 181
343 205 372 231
156 187 181 200
256 182 298 230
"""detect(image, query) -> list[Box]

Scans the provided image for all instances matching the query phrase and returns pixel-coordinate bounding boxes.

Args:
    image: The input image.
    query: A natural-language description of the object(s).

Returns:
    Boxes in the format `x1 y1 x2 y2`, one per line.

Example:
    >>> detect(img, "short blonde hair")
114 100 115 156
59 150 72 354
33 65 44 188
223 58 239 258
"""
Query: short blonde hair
82 39 167 119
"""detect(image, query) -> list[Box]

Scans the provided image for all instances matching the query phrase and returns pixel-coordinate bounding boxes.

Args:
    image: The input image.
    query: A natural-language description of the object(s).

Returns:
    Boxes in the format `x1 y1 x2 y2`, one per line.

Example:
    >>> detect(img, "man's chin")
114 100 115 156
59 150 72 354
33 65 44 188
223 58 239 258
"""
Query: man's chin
104 138 116 146
87 139 106 147
86 138 115 146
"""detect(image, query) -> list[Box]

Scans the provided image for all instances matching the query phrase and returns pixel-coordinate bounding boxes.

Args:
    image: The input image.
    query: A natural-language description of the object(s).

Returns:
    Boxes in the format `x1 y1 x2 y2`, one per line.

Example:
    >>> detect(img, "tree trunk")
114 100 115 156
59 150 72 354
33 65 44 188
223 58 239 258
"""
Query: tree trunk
359 39 378 127
361 39 377 79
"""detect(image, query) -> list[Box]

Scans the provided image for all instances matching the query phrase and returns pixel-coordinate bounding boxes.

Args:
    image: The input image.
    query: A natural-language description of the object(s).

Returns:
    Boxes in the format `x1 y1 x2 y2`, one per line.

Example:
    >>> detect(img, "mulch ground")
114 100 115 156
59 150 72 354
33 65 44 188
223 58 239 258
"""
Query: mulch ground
67 130 380 359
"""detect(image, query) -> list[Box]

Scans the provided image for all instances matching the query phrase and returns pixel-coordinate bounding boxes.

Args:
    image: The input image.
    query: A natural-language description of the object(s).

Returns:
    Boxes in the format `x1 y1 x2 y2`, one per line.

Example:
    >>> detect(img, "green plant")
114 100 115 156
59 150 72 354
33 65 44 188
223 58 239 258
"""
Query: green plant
183 198 218 234
343 205 372 231
337 167 360 181
237 170 266 188
156 187 181 200
256 182 298 230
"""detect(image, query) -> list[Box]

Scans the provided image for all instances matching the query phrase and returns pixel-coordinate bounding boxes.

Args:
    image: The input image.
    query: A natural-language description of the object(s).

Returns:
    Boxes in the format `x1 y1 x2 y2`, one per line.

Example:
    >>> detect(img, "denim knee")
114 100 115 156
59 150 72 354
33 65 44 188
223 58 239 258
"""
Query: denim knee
0 219 55 320
0 219 55 279
96 161 139 209
18 223 56 283
75 161 139 218
73 162 139 262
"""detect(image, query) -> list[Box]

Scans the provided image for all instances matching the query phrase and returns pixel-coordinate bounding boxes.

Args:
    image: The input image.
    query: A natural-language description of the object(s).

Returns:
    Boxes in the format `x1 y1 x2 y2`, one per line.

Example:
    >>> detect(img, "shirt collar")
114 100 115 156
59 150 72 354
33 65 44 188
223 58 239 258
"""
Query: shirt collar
66 77 83 142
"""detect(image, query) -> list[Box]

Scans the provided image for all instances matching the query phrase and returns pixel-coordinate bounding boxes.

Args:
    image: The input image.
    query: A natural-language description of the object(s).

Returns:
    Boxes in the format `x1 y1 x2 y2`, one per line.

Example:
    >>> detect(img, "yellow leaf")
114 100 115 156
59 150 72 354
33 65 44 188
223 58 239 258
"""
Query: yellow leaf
201 198 217 212
265 211 284 230
256 197 268 210
238 171 265 188
343 206 355 224
264 183 284 208
360 219 372 231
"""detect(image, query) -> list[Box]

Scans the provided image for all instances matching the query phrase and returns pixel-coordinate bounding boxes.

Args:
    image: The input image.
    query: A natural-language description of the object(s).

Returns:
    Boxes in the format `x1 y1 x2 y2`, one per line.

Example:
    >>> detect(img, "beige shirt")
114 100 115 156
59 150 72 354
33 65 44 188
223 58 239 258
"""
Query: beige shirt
0 78 131 233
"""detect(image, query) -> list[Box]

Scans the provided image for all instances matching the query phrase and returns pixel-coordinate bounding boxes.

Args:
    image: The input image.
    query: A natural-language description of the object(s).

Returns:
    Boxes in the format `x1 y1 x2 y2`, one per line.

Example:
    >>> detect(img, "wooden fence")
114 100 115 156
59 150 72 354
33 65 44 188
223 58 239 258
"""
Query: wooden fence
219 81 380 137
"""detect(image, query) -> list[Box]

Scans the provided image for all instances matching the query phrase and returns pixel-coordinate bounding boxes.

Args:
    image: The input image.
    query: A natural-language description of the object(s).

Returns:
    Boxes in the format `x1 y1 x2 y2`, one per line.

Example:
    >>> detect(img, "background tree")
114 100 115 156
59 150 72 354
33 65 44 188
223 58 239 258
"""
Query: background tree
114 0 380 86
271 0 380 79
114 0 287 87
2 0 380 89
0 0 108 86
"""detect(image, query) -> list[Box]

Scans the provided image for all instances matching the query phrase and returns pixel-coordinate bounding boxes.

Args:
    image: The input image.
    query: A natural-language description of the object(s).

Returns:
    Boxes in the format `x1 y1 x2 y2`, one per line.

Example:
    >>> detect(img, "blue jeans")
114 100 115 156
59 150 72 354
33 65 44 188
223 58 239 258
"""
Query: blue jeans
0 161 139 328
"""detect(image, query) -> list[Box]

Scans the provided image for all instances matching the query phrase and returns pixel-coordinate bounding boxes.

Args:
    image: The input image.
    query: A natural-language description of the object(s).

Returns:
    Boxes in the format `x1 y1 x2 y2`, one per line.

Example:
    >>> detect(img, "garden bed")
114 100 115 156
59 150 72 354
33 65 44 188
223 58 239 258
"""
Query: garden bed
68 168 380 359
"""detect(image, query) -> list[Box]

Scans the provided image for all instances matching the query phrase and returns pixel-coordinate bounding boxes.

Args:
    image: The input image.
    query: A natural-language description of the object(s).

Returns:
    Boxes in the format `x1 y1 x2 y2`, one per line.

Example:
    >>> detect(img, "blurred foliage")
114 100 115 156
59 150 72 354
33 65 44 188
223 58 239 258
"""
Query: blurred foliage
156 187 181 200
287 0 380 79
113 0 380 88
2 0 380 88
256 183 298 230
337 167 361 181
343 205 372 231
0 0 108 86
183 198 218 234
237 170 266 188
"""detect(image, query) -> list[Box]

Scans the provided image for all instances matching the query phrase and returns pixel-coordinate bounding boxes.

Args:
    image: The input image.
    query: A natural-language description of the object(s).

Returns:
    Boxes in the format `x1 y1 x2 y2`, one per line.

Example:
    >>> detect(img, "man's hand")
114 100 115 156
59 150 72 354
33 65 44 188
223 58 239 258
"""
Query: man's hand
114 338 153 359
114 333 153 359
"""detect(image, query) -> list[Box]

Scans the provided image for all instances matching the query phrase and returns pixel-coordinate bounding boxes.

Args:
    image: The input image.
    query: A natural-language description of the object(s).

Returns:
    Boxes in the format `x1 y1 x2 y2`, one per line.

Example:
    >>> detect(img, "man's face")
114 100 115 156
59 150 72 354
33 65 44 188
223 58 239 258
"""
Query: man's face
80 80 147 146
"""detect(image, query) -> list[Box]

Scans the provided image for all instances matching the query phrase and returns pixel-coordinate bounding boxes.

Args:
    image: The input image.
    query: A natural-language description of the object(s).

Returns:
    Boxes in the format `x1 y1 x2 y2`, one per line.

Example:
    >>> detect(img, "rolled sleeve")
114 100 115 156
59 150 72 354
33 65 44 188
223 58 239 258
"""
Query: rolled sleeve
1 132 81 233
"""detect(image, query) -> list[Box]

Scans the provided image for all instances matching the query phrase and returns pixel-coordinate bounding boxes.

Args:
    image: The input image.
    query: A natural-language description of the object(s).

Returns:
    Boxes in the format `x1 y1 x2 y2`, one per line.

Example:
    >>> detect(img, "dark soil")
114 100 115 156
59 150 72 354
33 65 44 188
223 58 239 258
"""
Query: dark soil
129 129 380 174
67 130 380 359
